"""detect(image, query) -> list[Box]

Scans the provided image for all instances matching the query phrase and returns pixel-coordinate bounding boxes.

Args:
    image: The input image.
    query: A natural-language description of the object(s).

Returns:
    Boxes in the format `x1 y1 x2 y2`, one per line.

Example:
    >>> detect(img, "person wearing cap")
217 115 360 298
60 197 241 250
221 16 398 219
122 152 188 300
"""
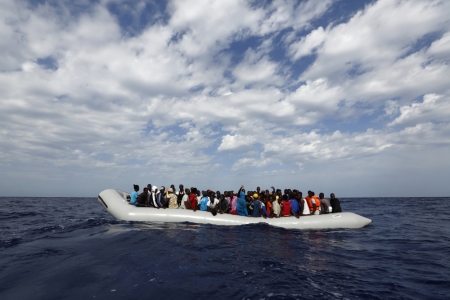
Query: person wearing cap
330 193 342 213
166 188 178 209
251 194 267 218
130 184 139 206
271 194 280 217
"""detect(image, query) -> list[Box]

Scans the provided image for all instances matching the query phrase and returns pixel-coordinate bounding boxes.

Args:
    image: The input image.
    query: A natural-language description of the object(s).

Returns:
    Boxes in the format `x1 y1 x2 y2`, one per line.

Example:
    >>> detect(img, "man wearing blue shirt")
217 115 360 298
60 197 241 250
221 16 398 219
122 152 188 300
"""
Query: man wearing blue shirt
130 184 139 206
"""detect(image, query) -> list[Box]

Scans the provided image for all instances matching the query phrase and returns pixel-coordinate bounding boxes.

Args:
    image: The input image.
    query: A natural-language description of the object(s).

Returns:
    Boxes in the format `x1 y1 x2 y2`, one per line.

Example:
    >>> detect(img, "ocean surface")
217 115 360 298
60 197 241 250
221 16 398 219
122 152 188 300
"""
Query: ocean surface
0 196 449 300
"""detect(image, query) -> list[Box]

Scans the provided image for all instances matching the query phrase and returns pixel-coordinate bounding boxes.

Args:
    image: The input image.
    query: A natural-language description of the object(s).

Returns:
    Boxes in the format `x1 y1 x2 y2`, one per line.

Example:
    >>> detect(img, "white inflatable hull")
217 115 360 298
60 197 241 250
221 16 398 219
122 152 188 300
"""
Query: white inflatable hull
98 189 372 230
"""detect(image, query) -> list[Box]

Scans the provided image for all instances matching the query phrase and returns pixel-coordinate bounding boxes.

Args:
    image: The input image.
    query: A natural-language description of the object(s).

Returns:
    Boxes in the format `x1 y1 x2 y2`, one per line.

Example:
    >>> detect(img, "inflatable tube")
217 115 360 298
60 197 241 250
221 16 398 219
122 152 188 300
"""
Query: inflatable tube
98 189 372 230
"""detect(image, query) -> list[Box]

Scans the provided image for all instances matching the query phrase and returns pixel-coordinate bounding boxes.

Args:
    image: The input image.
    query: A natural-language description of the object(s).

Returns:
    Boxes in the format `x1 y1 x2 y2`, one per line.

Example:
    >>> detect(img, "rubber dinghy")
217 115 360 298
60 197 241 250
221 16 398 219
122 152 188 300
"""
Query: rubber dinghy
98 189 372 230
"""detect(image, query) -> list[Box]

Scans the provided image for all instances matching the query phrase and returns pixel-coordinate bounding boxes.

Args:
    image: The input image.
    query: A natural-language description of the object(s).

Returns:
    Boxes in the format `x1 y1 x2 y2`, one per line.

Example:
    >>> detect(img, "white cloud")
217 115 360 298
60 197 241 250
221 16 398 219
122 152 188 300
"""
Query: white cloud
389 94 450 126
289 26 326 60
1 0 450 196
218 134 257 151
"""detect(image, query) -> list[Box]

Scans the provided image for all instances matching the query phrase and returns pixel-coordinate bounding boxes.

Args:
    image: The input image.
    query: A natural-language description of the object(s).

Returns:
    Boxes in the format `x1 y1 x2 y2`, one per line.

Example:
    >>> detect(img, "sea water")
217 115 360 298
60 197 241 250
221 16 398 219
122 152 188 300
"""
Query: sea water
0 197 449 299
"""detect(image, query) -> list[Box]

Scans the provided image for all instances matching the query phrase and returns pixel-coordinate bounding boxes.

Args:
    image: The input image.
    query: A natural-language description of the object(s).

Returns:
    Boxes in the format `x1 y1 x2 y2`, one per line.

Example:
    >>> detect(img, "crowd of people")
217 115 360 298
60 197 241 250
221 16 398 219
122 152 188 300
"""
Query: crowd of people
128 184 342 218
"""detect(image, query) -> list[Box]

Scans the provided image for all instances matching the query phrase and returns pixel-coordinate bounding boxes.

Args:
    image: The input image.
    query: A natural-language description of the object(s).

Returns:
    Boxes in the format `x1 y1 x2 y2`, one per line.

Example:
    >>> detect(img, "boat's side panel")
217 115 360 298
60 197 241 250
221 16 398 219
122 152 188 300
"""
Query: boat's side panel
98 189 372 229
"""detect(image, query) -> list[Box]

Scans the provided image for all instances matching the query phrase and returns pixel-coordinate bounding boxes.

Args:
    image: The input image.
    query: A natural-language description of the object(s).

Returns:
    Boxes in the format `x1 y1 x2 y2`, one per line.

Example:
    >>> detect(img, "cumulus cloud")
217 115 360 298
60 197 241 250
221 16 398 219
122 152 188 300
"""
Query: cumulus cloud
389 94 450 127
0 0 450 196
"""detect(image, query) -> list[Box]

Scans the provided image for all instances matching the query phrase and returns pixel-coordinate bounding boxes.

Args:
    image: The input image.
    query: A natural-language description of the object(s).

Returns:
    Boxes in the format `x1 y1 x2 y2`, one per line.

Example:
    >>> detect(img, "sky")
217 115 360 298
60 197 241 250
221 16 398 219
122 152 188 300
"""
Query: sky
1 0 450 197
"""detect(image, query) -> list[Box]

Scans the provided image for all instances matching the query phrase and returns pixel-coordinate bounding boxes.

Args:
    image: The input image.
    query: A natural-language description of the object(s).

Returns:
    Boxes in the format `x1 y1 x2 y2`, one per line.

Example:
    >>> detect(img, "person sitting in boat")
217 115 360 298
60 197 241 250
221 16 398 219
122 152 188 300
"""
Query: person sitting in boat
136 187 148 207
330 193 342 213
177 184 185 207
199 191 210 211
280 195 291 217
166 188 178 208
298 192 310 216
251 194 267 218
156 186 166 209
146 184 153 207
264 196 272 217
319 192 331 214
289 193 300 219
305 191 320 215
229 191 238 215
130 184 139 206
271 194 281 218
236 185 248 216
218 194 229 214
207 191 219 212
179 188 189 209
148 186 157 207
185 187 197 211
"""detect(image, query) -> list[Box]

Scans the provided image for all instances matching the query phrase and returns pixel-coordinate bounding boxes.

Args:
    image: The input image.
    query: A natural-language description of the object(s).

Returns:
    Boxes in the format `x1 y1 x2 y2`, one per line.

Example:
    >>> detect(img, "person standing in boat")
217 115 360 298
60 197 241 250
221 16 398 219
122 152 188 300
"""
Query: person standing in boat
130 184 139 206
236 185 248 216
330 193 342 213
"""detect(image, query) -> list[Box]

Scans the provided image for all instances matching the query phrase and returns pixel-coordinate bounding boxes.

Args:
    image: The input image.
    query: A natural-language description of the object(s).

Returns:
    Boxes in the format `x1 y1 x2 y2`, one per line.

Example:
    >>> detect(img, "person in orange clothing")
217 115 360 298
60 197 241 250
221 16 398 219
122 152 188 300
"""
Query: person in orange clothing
305 190 321 215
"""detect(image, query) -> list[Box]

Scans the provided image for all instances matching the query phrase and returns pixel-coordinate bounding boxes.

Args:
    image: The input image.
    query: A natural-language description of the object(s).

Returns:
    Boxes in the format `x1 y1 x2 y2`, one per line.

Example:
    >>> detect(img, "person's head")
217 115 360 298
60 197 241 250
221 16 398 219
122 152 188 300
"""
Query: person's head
308 190 312 197
170 184 176 192
168 188 173 193
253 193 259 199
143 187 148 193
147 184 152 190
298 191 303 199
268 195 273 202
256 186 260 193
152 186 158 192
179 184 184 190
160 186 165 193
319 192 324 199
133 184 139 192
330 193 335 199
185 188 191 195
